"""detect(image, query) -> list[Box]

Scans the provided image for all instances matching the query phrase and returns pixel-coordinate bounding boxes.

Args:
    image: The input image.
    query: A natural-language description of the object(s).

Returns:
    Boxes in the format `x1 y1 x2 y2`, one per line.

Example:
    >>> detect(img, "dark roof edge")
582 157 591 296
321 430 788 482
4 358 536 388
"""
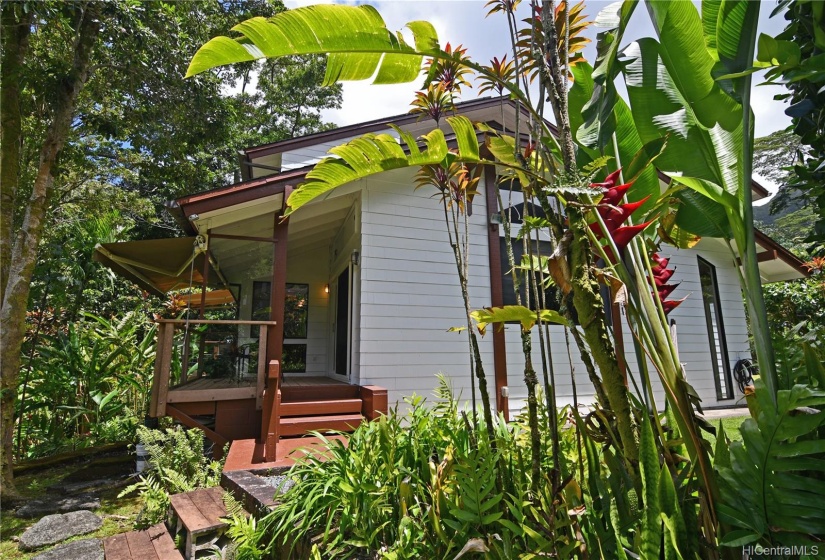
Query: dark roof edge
242 96 516 159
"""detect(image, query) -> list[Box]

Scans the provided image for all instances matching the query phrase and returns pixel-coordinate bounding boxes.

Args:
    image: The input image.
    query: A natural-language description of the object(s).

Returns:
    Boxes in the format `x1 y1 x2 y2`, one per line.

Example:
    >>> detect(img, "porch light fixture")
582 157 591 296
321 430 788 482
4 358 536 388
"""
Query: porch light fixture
351 251 360 266
489 213 503 225
189 213 199 221
324 284 329 293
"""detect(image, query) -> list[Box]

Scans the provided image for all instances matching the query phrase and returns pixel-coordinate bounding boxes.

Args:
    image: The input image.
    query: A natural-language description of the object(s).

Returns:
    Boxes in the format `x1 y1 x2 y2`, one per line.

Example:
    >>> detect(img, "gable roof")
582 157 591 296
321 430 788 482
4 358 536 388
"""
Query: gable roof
168 96 802 280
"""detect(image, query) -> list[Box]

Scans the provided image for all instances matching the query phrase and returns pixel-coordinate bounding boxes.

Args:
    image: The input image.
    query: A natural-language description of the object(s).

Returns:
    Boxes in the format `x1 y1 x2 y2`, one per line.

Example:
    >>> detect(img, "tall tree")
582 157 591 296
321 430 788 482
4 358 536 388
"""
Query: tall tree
763 0 825 245
1 0 101 498
0 0 341 496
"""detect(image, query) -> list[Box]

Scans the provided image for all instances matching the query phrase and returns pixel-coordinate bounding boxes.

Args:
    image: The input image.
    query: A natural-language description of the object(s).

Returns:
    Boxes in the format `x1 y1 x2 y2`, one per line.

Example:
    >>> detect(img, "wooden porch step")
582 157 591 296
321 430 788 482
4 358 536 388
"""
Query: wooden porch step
279 398 362 417
281 384 360 401
103 523 183 559
279 413 364 437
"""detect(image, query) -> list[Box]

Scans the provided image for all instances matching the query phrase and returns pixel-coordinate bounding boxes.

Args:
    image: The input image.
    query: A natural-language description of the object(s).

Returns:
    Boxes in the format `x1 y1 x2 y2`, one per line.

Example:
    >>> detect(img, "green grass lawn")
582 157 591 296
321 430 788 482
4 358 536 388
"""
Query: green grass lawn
703 413 749 454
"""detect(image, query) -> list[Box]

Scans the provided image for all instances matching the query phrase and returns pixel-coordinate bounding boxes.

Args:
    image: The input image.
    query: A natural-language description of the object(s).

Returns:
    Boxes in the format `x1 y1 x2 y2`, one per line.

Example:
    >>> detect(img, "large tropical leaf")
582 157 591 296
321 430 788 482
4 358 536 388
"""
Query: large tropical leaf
644 0 741 131
186 4 438 85
716 379 825 546
470 305 568 336
620 37 746 240
576 0 639 151
569 60 660 215
285 117 481 216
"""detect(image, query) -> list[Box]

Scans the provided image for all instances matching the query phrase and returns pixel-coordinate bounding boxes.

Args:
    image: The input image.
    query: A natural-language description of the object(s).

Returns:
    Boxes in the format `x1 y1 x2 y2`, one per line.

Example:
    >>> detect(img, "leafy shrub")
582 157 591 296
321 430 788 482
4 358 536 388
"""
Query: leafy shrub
16 312 156 459
120 425 224 528
250 377 576 559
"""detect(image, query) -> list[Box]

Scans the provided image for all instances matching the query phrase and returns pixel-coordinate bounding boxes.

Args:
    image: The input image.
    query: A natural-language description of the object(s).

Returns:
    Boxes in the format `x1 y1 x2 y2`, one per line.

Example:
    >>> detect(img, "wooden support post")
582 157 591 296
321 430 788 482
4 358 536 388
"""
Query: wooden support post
261 360 281 461
484 166 510 420
149 323 176 417
360 385 388 421
267 215 288 371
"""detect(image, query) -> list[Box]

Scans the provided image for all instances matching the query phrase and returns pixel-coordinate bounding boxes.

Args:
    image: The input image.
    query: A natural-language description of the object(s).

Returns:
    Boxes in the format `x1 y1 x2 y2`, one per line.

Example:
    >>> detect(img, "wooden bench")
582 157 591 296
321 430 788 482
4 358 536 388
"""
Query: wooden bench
168 486 229 560
103 523 183 560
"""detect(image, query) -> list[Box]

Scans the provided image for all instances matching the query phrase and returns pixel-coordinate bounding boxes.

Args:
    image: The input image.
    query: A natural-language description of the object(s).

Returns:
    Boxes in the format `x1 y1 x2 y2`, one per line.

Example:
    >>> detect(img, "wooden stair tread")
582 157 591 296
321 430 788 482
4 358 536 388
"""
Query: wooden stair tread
279 413 364 436
169 486 228 535
103 523 183 560
279 398 362 417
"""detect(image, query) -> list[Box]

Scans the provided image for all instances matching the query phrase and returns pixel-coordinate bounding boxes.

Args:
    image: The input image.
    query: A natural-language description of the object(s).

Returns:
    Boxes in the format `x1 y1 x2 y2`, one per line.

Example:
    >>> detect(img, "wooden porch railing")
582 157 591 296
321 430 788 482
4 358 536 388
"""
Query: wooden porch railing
148 319 277 418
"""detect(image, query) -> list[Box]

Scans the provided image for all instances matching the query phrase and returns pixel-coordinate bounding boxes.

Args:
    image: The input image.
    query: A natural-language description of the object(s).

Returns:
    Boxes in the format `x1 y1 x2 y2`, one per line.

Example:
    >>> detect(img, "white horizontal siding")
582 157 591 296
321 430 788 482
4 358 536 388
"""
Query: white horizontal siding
358 170 495 408
504 237 752 413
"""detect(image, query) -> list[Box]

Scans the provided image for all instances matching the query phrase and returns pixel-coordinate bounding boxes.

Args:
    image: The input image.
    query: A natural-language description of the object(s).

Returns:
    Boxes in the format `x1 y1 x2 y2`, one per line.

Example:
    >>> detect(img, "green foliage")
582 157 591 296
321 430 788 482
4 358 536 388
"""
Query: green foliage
119 425 224 528
716 376 825 547
187 4 439 84
249 378 577 559
470 305 568 335
16 312 156 459
760 0 825 242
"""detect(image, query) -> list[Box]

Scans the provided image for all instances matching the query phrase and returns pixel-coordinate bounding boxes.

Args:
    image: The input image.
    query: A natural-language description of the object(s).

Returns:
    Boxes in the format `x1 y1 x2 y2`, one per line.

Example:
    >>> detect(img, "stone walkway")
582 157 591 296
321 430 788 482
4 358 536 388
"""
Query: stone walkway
30 538 104 560
19 510 102 551
701 406 749 420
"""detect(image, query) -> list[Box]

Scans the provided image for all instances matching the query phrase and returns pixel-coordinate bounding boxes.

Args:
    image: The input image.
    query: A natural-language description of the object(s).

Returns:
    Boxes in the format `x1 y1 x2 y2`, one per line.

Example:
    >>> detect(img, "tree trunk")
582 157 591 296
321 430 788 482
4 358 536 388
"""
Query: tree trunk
0 2 101 497
568 211 638 462
0 3 31 305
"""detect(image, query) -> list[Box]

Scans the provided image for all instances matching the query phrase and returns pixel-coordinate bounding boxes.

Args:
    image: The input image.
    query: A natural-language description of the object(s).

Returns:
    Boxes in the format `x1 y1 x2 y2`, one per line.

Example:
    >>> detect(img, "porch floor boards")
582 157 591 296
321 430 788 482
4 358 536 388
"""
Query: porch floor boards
169 375 347 392
223 435 348 471
281 376 350 387
171 376 257 391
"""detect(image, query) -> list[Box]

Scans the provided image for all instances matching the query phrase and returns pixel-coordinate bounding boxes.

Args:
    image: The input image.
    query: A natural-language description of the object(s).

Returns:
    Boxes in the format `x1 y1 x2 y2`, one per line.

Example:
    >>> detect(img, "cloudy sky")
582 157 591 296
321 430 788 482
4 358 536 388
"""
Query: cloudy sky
284 0 791 138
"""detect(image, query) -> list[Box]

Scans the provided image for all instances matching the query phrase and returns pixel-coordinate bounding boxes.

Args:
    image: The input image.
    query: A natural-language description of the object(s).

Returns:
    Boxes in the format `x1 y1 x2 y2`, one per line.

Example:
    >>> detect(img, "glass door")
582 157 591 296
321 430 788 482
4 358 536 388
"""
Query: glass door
334 266 351 378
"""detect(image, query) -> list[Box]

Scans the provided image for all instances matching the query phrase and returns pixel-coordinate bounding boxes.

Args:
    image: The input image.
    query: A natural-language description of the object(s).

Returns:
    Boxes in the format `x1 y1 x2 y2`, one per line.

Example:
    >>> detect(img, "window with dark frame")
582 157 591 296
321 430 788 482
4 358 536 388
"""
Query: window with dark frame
697 257 734 400
499 237 563 313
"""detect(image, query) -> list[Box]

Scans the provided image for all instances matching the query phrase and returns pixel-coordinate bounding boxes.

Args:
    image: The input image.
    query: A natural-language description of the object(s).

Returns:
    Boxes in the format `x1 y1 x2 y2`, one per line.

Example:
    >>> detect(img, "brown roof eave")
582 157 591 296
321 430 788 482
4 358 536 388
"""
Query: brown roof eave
241 96 523 159
754 228 810 278
174 167 311 217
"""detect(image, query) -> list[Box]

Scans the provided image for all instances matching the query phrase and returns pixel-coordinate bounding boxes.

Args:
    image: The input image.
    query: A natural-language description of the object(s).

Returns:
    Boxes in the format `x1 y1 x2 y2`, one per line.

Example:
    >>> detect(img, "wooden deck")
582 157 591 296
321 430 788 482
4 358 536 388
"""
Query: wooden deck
223 435 349 471
281 375 349 387
168 376 258 404
166 375 351 406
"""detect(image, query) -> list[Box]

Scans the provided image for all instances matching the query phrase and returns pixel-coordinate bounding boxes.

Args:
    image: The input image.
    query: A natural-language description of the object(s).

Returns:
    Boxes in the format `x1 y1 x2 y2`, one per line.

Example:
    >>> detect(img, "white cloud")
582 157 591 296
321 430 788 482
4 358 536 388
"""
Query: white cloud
282 1 792 136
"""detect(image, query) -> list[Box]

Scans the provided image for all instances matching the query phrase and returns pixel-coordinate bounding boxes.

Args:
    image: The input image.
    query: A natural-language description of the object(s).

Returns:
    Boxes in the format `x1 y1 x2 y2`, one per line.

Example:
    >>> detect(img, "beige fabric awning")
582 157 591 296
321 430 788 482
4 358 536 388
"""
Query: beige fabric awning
93 237 211 297
170 289 236 308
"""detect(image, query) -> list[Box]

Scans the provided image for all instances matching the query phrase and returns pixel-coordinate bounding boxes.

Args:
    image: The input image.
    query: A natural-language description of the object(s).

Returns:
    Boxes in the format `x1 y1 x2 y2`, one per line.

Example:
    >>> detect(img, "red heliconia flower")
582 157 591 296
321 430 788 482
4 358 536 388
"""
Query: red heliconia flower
598 196 651 232
601 183 633 207
649 252 683 314
651 253 669 268
612 222 654 249
652 268 676 286
660 298 685 314
657 283 680 299
598 221 654 263
590 169 623 189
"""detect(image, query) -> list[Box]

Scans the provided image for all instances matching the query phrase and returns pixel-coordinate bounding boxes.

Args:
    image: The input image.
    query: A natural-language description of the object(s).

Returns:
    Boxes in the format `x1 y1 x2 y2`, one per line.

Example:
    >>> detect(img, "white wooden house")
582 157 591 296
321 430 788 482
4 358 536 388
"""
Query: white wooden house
95 97 807 465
